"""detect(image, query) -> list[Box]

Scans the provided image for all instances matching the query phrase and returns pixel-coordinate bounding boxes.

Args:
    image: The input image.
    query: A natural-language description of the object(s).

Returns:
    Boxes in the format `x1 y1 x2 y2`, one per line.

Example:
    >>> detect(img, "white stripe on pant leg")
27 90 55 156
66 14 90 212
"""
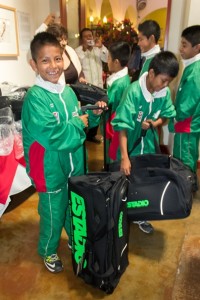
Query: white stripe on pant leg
44 193 53 257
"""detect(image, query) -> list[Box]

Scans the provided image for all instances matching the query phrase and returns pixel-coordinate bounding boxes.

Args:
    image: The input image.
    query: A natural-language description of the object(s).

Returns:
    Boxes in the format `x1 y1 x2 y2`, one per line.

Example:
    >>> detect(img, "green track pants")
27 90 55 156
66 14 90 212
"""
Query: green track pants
38 184 71 257
173 132 200 172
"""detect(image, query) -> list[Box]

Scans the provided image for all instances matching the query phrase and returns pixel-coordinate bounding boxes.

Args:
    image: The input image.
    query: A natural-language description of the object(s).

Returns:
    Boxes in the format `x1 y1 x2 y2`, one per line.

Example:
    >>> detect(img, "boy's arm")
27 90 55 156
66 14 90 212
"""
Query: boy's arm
119 130 131 176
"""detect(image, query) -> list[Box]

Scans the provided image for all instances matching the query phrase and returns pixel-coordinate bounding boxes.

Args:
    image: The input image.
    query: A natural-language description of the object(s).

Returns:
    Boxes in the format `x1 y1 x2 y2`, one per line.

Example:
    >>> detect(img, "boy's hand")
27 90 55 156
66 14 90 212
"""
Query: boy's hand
93 101 108 115
142 120 151 130
120 157 131 176
142 118 165 129
79 114 88 127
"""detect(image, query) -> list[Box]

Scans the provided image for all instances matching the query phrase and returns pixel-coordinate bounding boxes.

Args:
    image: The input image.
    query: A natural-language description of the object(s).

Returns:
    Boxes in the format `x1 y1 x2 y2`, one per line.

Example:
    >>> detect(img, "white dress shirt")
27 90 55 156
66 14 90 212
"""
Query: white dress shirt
75 45 108 88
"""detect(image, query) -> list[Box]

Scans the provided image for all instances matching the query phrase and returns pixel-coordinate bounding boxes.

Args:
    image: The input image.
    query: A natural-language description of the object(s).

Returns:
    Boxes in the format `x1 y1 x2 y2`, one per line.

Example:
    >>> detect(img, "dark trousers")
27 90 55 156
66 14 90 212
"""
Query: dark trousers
86 125 98 139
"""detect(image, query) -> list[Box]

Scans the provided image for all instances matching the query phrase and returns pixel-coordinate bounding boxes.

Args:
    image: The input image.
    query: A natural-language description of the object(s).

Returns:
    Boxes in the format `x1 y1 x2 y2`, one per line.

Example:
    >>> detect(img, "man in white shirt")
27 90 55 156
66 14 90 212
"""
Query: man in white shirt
75 28 108 143
75 28 108 88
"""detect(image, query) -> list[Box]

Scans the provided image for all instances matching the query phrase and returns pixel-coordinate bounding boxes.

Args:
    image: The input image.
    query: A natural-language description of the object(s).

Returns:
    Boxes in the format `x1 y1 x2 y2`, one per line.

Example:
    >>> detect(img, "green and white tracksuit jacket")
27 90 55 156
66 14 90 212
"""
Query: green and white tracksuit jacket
169 53 200 172
22 75 100 257
111 72 176 160
139 45 160 77
105 67 131 163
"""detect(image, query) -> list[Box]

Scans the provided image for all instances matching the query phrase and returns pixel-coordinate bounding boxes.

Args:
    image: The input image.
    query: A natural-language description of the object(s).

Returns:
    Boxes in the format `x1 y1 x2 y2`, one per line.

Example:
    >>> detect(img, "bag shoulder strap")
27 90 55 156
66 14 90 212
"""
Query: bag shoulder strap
128 124 161 155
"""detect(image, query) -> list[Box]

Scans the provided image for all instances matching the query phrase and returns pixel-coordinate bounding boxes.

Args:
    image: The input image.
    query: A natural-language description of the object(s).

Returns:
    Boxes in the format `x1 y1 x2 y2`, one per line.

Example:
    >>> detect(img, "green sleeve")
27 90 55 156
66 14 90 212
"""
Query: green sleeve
159 89 176 119
176 78 200 121
111 86 137 131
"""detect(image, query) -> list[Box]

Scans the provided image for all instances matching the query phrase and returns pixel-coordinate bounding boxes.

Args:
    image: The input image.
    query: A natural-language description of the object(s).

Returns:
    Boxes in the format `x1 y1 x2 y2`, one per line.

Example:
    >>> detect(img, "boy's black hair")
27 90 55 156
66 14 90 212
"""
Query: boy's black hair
30 32 61 62
80 27 93 39
138 20 160 43
149 51 179 78
181 25 200 47
108 41 130 67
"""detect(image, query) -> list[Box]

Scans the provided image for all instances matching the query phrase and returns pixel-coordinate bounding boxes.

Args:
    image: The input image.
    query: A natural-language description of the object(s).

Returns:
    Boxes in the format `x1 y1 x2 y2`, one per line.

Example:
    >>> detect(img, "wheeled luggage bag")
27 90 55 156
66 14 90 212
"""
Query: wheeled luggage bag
68 171 129 294
68 106 129 294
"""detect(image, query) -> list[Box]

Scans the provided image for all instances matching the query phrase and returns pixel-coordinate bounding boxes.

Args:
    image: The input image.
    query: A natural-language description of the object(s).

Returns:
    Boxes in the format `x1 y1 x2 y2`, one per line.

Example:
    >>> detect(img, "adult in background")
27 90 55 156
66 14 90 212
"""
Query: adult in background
75 28 108 143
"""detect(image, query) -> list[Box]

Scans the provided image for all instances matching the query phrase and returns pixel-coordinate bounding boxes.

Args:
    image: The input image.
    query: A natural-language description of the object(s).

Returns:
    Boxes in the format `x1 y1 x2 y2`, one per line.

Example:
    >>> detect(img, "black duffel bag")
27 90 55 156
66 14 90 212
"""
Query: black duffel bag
126 154 194 221
109 127 195 221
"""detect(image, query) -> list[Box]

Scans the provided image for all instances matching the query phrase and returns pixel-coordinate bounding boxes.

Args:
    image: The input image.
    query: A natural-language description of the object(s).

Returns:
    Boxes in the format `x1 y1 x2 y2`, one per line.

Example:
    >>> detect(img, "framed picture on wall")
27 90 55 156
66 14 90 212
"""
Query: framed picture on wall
0 4 19 57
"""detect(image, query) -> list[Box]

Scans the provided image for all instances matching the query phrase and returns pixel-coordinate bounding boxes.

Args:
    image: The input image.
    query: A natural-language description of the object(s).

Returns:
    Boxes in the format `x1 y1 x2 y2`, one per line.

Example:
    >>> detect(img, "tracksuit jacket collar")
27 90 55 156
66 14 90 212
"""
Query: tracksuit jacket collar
35 73 66 94
139 72 167 103
141 45 160 59
107 67 128 87
182 53 200 68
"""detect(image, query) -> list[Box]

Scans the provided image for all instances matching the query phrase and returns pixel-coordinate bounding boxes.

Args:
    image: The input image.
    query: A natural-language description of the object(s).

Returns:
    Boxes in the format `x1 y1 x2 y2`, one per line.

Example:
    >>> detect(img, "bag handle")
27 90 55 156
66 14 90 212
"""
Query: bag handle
128 124 161 155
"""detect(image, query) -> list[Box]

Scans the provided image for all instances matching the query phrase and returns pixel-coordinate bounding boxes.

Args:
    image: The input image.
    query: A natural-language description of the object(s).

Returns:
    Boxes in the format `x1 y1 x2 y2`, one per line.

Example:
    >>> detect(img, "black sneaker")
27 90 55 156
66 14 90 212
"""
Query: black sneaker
44 254 63 273
134 221 154 234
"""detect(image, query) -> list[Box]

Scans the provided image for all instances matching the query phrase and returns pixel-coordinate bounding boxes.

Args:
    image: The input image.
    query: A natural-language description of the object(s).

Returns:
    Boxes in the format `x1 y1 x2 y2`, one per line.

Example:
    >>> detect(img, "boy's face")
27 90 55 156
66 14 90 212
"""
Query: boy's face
30 45 63 83
147 69 173 93
179 37 199 59
138 32 154 53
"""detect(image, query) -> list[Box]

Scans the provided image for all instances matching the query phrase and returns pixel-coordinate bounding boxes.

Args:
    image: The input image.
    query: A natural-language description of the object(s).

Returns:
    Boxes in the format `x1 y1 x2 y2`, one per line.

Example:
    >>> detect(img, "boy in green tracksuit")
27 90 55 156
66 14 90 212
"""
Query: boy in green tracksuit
134 19 161 233
105 41 131 165
22 32 106 273
111 51 179 233
169 25 200 189
138 20 161 77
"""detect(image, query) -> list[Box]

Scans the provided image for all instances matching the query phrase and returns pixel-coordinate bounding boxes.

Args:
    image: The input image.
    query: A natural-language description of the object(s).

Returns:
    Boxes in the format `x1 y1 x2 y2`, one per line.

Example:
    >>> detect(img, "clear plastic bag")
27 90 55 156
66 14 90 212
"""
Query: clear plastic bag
0 107 14 156
13 120 24 159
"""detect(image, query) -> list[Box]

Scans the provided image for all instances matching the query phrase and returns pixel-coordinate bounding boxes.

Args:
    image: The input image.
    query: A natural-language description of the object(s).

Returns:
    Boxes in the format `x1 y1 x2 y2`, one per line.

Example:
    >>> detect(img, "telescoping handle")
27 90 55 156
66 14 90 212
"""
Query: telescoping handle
81 104 104 114
81 104 107 174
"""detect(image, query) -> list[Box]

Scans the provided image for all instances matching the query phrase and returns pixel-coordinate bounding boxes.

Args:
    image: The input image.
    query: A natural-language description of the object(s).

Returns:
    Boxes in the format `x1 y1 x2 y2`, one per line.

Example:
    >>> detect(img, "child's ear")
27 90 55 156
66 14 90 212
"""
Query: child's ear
194 43 200 53
149 34 156 44
115 58 119 65
148 68 155 79
29 59 38 73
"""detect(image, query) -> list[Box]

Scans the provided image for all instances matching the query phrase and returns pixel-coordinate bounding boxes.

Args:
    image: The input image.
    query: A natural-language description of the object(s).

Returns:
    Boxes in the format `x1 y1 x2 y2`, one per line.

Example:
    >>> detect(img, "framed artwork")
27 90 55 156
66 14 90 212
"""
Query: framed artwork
0 4 19 56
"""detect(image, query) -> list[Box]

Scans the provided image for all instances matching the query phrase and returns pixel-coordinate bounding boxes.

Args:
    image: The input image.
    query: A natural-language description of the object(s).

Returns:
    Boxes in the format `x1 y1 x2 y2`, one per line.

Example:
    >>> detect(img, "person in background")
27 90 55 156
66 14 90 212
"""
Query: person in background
75 28 108 144
36 14 85 84
22 32 106 273
128 34 141 82
105 41 131 165
138 20 161 77
169 25 200 191
111 51 179 233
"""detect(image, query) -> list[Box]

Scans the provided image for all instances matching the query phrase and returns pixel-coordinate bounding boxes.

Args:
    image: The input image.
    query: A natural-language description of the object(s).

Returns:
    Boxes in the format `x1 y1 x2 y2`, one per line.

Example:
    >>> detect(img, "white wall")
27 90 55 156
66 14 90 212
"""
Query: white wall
0 0 50 87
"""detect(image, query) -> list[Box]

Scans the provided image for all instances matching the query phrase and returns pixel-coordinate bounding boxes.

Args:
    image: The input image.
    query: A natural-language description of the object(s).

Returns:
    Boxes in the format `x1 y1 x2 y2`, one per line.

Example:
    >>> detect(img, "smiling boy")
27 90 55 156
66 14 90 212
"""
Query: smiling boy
138 20 161 77
22 32 106 273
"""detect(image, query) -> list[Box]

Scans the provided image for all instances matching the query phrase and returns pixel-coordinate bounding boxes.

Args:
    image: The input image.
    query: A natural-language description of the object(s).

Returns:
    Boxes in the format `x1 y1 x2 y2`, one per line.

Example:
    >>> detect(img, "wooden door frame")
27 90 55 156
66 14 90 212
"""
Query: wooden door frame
164 0 172 50
59 0 67 26
59 0 86 33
